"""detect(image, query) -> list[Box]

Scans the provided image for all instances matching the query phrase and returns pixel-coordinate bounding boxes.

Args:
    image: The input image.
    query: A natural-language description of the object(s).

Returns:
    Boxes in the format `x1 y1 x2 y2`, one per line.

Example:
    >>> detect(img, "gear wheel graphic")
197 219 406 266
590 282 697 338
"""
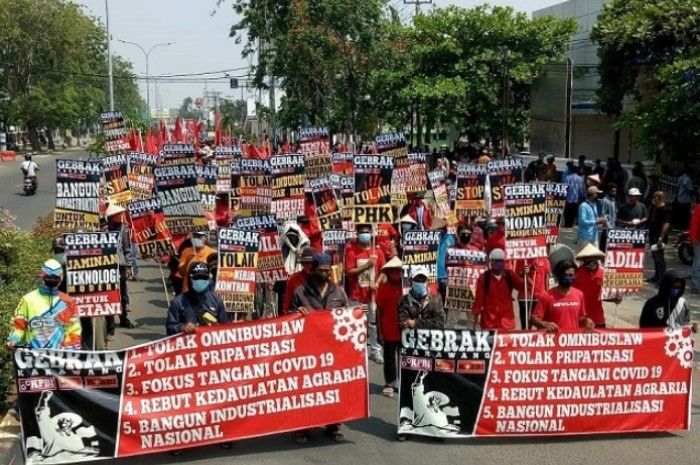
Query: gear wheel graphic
333 320 354 342
351 327 368 351
678 346 694 369
664 339 681 357
331 307 368 351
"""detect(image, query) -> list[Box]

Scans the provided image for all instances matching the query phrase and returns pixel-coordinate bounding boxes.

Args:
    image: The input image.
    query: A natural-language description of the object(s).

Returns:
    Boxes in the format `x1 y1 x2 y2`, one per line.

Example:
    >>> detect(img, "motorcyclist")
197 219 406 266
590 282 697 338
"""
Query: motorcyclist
20 153 39 190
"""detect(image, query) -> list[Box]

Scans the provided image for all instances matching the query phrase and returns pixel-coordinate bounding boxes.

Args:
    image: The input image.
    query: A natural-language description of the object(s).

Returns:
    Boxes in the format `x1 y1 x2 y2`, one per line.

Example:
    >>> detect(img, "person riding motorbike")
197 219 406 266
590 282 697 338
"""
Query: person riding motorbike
20 153 39 192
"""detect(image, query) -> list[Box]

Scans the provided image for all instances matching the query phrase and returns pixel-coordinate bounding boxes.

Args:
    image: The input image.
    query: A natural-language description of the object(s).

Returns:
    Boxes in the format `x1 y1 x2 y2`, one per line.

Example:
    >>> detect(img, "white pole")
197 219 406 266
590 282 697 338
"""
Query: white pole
105 0 114 111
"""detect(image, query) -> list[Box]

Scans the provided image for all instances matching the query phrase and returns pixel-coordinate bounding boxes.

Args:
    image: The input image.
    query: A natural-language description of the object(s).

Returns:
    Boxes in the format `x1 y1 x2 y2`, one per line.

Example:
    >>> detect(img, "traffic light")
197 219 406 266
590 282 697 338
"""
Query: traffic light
230 78 239 89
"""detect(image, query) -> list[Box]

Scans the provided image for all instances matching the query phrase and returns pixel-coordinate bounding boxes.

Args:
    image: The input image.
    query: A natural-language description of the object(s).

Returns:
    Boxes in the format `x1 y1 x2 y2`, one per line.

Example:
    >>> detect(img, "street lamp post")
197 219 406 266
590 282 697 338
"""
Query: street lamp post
105 0 114 110
117 39 174 117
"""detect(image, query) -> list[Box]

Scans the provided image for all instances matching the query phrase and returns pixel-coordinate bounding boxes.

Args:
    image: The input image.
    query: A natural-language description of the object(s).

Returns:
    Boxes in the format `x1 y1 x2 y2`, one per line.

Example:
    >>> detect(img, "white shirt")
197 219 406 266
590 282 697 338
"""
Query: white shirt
21 160 38 176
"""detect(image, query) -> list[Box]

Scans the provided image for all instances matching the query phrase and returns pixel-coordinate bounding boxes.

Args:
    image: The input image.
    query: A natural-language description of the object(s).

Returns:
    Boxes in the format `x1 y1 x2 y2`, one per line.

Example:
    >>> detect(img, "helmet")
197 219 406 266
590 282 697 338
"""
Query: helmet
24 154 31 161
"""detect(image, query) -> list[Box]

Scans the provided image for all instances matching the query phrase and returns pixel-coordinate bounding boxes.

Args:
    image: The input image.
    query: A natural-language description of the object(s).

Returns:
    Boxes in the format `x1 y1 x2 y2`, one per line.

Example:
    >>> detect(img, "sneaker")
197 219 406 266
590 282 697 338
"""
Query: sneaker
382 386 394 398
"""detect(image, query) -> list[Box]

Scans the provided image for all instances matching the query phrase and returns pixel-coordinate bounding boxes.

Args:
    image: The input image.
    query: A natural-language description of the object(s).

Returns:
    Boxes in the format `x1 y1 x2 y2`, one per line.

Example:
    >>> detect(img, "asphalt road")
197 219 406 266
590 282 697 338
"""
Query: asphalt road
1 152 698 465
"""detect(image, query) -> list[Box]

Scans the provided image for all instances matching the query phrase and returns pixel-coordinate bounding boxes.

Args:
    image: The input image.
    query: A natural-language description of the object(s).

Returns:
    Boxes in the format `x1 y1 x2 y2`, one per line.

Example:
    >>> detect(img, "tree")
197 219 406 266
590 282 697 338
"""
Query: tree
0 0 143 149
178 97 205 120
219 98 247 129
591 0 700 161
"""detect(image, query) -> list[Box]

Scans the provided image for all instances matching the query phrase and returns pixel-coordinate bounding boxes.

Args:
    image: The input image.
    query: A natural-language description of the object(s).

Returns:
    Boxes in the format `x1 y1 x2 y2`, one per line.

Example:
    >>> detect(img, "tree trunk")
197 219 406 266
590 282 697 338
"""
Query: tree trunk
612 113 620 161
27 124 40 151
47 128 55 151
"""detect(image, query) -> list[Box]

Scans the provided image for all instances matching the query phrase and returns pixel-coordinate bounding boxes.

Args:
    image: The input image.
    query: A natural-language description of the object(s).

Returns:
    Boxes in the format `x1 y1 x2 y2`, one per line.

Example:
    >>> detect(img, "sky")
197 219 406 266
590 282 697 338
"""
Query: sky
80 0 562 110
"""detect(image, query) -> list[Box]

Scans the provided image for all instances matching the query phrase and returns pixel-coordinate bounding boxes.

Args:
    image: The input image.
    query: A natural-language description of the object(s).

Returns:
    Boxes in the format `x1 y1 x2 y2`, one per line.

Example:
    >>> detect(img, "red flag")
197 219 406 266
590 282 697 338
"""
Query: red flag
145 131 158 155
173 117 183 143
214 111 222 146
159 120 169 144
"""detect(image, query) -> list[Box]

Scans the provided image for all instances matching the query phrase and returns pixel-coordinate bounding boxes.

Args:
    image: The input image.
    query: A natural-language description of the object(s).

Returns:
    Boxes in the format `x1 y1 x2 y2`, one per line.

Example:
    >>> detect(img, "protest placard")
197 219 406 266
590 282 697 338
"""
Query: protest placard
154 164 207 235
546 182 568 245
127 152 158 200
54 159 102 231
127 197 175 259
353 155 393 224
214 145 242 194
429 169 458 226
504 183 548 261
102 154 133 206
216 228 259 313
401 230 441 288
197 164 218 230
232 158 272 218
455 163 488 220
444 249 487 313
101 111 130 153
309 176 343 230
298 127 330 156
235 215 287 283
63 232 121 317
270 154 305 221
602 229 648 299
161 143 195 166
488 158 523 218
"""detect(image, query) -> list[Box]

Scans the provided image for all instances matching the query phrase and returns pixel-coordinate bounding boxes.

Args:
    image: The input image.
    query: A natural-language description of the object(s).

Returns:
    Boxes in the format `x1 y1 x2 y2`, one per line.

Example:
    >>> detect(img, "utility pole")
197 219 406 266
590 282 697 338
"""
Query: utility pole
105 0 114 111
565 58 573 159
501 47 511 158
404 0 433 148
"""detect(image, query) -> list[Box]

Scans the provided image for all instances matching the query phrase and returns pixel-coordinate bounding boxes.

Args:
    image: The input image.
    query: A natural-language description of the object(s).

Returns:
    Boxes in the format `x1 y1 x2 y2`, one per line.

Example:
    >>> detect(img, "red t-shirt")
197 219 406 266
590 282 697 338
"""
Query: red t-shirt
573 266 605 326
343 241 386 304
485 231 506 254
533 287 586 329
375 281 404 342
282 271 307 314
515 258 550 300
376 224 398 259
473 270 523 330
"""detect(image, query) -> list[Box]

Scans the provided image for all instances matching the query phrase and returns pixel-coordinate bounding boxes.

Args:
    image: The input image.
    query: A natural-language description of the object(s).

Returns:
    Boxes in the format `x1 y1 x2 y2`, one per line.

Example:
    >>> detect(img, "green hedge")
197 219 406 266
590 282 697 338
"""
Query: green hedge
0 209 52 407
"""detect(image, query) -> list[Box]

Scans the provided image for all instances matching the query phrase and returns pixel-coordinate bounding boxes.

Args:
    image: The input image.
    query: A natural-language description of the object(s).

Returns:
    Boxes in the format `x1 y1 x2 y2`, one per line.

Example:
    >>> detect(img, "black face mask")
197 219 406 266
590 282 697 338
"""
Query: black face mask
313 272 330 285
43 278 61 289
459 234 471 244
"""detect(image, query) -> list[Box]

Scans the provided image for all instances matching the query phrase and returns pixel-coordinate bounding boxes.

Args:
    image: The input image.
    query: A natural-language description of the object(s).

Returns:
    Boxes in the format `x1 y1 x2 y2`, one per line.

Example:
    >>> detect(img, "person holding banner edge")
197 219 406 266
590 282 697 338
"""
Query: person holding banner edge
398 266 446 331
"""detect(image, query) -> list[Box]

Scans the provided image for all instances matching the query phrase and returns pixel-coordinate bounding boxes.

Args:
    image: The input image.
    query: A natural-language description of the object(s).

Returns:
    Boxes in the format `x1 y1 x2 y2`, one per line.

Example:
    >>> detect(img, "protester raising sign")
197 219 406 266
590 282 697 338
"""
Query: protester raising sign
353 155 394 224
102 154 133 206
214 145 242 194
398 328 692 439
127 152 158 201
270 154 306 221
154 164 207 235
504 183 548 261
235 215 287 284
545 182 568 245
128 197 175 259
54 159 102 231
602 229 648 299
487 158 523 218
455 163 488 221
298 127 330 156
216 228 259 314
63 232 121 317
309 176 343 230
14 311 369 463
101 110 130 153
444 249 487 313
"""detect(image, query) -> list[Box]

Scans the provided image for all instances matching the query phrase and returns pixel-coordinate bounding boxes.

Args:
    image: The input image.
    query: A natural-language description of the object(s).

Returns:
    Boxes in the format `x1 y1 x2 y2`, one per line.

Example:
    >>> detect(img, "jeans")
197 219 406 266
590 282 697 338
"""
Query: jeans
692 244 700 290
382 341 400 385
130 242 139 277
651 246 666 282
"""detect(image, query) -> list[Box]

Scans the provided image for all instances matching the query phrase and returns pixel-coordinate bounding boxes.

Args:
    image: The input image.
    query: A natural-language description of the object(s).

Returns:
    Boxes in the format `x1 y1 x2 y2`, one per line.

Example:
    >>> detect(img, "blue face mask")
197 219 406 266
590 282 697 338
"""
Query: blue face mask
670 288 682 299
192 238 204 248
191 279 209 293
412 282 428 297
358 233 371 245
561 276 576 287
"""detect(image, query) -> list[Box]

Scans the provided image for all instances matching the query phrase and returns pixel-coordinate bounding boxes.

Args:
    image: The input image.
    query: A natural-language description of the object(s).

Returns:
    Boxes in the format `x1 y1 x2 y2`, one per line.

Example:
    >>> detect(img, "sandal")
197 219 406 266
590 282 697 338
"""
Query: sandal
294 431 310 444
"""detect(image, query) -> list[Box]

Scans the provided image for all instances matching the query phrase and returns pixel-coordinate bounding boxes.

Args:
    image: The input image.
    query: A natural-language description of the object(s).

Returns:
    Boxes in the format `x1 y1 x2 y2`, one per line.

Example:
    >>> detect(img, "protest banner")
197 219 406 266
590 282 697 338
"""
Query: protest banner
233 158 272 218
197 164 218 230
309 176 343 230
444 249 487 313
270 154 306 221
54 159 102 231
214 145 242 194
398 327 692 438
455 163 488 221
429 169 458 227
101 111 130 153
128 197 175 259
14 310 369 463
375 131 406 156
216 228 259 314
63 232 121 317
545 183 568 245
353 155 394 224
127 152 158 200
298 127 330 156
602 229 648 299
331 152 354 176
161 143 196 166
235 215 287 284
401 230 441 288
504 183 548 261
102 154 133 206
154 164 207 235
331 152 355 222
488 158 523 218
406 153 428 194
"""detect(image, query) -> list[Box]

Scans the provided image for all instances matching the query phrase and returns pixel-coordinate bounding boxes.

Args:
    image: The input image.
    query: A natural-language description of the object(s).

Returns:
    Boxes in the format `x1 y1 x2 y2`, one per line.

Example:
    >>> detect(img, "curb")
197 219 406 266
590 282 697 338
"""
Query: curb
0 412 22 465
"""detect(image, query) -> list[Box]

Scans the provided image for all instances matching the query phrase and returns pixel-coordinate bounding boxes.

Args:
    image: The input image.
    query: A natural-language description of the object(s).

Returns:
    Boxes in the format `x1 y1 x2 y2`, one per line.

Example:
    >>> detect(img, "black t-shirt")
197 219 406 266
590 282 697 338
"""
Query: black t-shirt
648 205 670 243
618 202 648 222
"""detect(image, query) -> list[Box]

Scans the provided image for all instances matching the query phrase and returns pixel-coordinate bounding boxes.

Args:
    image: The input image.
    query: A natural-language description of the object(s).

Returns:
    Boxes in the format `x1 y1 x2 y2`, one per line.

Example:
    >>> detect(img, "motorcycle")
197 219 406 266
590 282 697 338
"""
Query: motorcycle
23 175 37 195
675 231 694 265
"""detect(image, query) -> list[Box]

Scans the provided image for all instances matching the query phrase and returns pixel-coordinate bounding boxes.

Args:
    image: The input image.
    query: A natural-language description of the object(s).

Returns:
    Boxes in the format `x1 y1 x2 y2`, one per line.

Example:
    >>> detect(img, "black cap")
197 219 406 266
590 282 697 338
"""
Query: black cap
189 261 210 279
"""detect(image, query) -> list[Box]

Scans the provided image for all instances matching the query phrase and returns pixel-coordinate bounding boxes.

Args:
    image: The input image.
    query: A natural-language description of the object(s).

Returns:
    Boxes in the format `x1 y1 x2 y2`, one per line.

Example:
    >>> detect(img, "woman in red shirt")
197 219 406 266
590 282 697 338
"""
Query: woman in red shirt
573 244 622 327
375 257 404 397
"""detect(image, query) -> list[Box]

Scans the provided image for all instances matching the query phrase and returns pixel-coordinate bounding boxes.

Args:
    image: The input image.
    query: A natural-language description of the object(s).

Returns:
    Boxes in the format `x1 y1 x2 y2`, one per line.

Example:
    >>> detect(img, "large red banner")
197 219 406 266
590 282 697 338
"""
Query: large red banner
399 328 692 438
